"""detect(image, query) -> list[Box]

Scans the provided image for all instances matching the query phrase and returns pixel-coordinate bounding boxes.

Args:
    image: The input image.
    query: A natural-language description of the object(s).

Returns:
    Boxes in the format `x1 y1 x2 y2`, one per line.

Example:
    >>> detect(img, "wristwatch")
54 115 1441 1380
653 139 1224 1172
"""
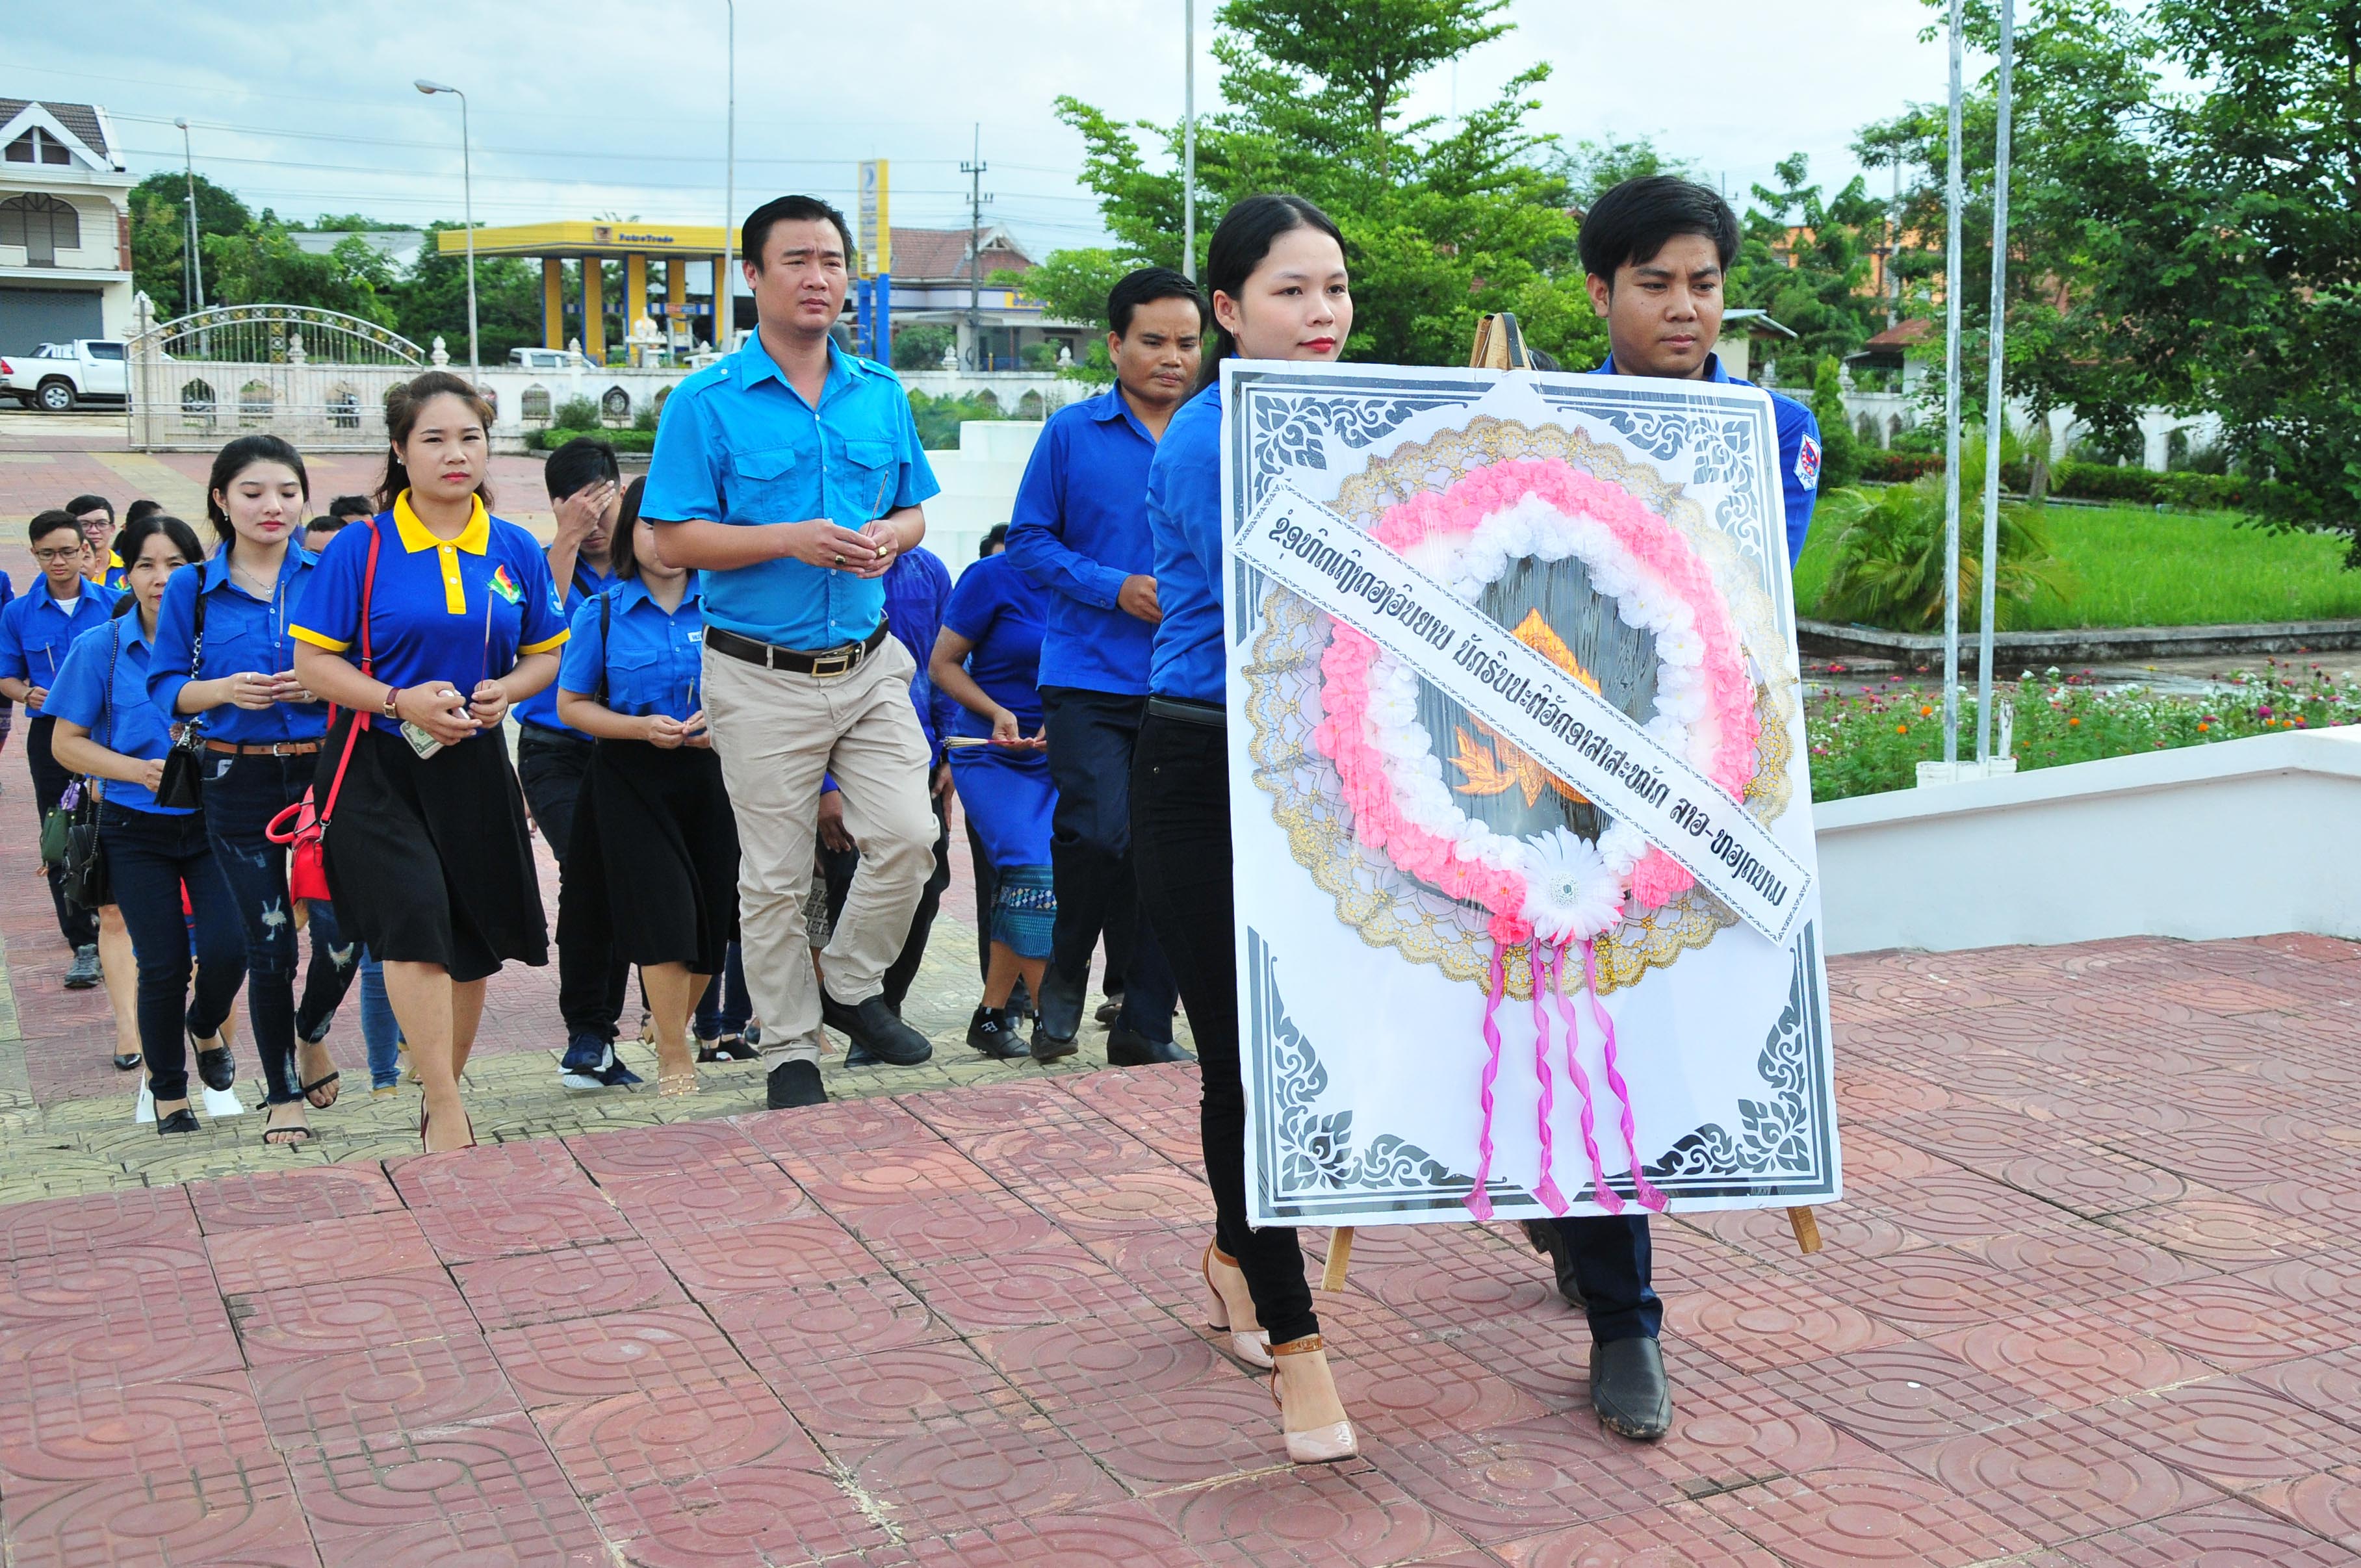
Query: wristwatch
381 686 402 718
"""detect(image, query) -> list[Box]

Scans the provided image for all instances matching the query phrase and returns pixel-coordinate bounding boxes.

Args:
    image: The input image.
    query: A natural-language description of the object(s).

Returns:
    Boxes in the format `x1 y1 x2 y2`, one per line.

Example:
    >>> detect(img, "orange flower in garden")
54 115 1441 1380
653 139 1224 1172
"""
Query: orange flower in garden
1919 704 1933 717
2069 717 2081 726
1896 723 1909 734
2198 721 2211 733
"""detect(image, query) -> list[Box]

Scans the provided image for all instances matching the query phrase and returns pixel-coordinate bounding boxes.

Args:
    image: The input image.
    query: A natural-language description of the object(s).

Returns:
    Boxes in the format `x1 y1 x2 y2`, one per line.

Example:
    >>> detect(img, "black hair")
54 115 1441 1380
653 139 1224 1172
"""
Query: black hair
742 194 855 272
378 370 496 513
64 493 113 523
979 523 1009 558
204 434 312 552
608 476 649 584
27 508 80 548
124 498 162 526
326 494 375 521
1196 194 1346 393
118 511 203 579
543 435 620 503
1577 175 1740 288
1107 266 1207 337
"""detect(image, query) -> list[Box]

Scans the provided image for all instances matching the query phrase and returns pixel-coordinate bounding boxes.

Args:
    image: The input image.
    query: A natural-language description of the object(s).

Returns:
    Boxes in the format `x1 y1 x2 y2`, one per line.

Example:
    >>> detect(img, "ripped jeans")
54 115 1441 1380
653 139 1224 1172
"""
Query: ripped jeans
203 750 360 1107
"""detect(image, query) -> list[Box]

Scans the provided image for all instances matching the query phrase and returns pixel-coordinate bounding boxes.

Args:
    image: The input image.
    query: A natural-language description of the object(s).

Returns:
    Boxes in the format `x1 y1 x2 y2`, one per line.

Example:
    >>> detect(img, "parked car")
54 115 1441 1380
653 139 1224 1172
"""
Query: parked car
0 340 129 411
509 346 600 371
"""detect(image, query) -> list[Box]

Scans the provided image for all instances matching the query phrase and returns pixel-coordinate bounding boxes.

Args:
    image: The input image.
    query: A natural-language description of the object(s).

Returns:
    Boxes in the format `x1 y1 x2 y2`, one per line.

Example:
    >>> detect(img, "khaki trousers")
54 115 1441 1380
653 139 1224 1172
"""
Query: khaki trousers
703 635 935 1059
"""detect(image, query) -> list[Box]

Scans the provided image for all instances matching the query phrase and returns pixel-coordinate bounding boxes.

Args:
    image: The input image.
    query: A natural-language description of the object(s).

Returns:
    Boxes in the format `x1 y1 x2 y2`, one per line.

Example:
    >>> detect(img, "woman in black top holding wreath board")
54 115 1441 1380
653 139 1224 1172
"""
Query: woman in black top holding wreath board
292 370 570 1154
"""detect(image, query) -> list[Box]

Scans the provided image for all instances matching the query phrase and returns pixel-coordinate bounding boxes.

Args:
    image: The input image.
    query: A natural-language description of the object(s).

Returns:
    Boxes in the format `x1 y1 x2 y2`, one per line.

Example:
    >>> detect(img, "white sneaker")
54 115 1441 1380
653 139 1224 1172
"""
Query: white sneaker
134 1083 155 1124
201 1085 246 1118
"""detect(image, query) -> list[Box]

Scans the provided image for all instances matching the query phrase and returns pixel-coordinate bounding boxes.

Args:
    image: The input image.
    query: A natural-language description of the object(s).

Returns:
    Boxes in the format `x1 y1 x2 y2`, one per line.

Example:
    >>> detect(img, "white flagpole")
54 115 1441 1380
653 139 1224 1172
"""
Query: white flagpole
1975 0 2017 762
1941 0 1966 764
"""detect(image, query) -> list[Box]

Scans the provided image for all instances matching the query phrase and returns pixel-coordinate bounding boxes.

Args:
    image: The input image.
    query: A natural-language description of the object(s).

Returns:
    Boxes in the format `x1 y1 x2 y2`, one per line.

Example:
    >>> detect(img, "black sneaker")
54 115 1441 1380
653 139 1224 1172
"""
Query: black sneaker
766 1059 827 1109
64 945 100 990
559 1033 613 1090
1106 1026 1191 1066
819 990 931 1066
966 1006 1029 1060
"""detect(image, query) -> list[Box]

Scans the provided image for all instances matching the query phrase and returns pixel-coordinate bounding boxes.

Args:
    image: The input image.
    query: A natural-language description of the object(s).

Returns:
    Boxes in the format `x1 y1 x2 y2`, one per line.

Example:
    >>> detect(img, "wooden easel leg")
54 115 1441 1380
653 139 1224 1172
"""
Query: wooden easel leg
1786 1206 1822 1255
1320 1226 1355 1291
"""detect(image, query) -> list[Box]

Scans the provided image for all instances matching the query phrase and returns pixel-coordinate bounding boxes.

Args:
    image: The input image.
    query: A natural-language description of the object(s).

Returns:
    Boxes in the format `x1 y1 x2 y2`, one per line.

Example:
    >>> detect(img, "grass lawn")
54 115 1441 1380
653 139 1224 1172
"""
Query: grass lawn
1792 504 2361 629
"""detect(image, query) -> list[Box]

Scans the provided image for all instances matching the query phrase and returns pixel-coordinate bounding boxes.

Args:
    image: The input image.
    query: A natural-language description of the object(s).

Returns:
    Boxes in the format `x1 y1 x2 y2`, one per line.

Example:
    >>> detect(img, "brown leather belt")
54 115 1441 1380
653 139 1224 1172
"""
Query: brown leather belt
205 739 323 756
705 622 888 677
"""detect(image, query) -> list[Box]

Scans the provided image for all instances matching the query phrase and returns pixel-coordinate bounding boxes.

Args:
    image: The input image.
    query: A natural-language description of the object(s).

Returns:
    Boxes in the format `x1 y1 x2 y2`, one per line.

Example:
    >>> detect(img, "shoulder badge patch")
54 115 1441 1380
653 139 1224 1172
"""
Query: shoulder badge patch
1794 435 1822 492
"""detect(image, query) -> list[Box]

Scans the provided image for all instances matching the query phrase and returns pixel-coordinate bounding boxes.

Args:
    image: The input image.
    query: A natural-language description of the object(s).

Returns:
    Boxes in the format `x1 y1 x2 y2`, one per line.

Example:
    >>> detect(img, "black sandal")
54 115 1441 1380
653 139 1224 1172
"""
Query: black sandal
697 1035 758 1063
300 1070 341 1110
262 1117 316 1147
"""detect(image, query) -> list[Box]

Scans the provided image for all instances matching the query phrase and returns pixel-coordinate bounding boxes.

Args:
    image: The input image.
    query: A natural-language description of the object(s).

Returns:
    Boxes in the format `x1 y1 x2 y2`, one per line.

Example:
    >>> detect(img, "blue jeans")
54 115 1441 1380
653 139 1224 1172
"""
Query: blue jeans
101 803 244 1103
693 941 751 1040
357 950 403 1089
1542 1215 1662 1342
203 752 358 1106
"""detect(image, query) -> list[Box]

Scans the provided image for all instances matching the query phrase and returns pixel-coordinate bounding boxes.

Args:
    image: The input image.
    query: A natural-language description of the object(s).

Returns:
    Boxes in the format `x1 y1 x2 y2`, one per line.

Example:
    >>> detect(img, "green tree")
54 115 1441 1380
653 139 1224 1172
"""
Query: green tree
1552 136 1697 211
1727 155 1889 385
125 171 250 320
394 222 547 363
1047 0 1606 368
200 224 400 326
891 324 955 371
1811 357 1864 491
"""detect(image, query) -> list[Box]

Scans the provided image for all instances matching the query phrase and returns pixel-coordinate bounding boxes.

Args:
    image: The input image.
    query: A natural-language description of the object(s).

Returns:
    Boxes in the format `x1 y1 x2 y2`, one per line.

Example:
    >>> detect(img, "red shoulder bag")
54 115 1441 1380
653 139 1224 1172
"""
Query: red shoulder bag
268 522 383 902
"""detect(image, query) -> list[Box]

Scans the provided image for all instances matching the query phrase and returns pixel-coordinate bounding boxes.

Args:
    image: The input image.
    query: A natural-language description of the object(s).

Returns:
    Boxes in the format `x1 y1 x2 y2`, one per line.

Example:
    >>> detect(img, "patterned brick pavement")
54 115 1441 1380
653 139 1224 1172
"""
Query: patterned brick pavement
3 411 2360 1563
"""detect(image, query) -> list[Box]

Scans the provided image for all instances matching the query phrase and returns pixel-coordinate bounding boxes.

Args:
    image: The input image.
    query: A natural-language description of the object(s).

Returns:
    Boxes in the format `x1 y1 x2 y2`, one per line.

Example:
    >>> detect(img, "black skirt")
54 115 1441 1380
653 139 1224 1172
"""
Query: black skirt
318 717 548 984
560 740 739 975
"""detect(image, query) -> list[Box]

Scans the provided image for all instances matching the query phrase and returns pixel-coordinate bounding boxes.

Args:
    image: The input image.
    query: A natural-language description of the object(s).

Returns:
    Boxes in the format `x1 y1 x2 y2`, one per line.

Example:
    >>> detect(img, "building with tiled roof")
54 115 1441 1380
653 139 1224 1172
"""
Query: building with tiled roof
0 96 136 354
879 223 1090 372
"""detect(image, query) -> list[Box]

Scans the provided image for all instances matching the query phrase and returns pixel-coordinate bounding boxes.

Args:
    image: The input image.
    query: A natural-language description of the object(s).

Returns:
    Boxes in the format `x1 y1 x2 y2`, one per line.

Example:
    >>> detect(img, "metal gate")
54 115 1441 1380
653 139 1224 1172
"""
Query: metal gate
126 302 427 452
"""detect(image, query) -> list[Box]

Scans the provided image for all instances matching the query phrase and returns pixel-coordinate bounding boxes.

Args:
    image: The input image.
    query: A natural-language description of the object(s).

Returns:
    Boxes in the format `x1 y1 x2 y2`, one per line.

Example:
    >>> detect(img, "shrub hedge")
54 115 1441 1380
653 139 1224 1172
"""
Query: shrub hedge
1857 450 2254 511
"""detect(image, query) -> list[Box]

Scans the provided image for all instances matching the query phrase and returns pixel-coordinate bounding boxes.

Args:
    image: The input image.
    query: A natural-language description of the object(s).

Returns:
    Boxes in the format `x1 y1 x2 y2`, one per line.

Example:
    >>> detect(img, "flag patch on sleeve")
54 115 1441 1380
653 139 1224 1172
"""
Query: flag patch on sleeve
1795 435 1822 491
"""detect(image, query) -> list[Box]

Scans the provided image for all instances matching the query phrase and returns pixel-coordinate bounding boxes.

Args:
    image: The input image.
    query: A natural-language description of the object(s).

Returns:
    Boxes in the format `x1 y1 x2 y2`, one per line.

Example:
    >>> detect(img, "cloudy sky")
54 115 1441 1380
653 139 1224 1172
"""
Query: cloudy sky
16 1 1969 256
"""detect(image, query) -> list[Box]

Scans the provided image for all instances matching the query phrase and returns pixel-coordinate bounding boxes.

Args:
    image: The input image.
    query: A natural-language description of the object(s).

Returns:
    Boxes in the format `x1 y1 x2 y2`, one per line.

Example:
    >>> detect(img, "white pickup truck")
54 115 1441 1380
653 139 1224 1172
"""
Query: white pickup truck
0 340 129 412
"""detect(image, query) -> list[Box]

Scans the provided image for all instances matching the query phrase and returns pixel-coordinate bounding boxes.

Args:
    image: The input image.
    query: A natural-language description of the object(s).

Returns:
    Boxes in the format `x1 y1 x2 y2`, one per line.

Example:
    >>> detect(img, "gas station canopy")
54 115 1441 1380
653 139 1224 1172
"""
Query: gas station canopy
437 223 732 359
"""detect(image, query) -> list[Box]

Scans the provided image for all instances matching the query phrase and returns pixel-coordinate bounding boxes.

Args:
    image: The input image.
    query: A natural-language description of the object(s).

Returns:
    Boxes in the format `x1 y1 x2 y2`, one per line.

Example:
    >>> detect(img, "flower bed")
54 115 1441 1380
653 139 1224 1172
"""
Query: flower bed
1806 658 2360 803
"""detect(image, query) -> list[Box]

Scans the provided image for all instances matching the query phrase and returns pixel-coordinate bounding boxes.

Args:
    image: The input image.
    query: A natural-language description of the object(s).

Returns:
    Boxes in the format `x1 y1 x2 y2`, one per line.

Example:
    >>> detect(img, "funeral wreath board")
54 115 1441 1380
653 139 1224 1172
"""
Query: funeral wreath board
1220 357 1840 1228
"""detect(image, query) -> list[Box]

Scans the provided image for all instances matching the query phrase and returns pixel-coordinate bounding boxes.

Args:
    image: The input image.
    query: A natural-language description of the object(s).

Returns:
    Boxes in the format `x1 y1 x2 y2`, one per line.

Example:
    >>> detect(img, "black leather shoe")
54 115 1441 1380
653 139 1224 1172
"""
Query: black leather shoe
766 1059 827 1109
1524 1219 1588 1309
1094 990 1125 1027
819 990 931 1066
1035 966 1086 1045
967 1006 1031 1060
195 1044 236 1092
1590 1337 1672 1441
155 1107 201 1136
1105 1026 1191 1066
1029 1017 1078 1062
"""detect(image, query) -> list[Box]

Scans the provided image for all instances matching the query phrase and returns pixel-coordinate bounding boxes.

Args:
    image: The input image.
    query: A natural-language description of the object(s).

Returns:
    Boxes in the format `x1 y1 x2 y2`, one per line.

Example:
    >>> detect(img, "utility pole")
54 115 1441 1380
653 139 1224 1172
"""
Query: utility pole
720 0 736 352
174 118 203 313
961 125 989 370
1183 0 1196 281
1976 0 2018 765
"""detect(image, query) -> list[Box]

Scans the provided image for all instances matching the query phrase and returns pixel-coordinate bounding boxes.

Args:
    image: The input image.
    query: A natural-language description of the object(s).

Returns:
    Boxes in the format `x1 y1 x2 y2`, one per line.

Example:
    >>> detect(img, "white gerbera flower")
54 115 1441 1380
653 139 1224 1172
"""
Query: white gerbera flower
1517 827 1625 943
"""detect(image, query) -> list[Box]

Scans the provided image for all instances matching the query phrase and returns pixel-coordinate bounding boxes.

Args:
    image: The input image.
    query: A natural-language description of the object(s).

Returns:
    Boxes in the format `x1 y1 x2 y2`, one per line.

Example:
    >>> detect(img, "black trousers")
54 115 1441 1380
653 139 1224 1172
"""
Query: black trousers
516 726 629 1042
966 818 996 984
1042 688 1176 1039
27 717 97 949
1132 710 1317 1346
102 803 244 1103
1543 1216 1662 1342
823 788 950 1012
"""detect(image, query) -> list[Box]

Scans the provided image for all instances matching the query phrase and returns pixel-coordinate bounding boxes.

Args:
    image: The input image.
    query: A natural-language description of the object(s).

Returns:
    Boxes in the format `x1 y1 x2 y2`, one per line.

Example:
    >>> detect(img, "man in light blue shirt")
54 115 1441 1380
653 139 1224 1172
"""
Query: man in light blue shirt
643 194 942 1103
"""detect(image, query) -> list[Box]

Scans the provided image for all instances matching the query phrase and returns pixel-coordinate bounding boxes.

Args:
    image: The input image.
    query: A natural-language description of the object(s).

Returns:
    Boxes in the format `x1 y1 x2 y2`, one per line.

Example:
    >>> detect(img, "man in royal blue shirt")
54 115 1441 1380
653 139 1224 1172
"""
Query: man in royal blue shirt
643 194 942 1106
1523 175 1824 1445
0 509 123 984
1005 266 1206 1066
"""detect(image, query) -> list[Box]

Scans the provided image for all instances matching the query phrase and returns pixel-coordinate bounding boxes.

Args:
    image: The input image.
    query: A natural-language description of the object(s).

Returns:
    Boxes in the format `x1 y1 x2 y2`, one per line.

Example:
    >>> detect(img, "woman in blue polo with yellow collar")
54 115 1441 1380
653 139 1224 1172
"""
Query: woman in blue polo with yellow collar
151 434 359 1148
292 370 569 1155
554 477 739 1098
49 511 246 1137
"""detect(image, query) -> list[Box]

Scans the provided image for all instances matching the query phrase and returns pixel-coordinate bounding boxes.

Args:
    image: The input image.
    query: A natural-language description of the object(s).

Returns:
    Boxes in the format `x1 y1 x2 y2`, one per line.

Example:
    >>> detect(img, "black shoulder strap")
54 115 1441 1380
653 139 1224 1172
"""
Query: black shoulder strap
597 590 612 704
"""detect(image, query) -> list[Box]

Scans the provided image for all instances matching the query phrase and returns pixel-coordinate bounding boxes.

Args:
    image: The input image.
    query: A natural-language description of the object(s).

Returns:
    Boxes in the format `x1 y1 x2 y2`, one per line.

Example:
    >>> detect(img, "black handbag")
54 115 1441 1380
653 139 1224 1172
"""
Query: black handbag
154 590 206 811
60 623 123 912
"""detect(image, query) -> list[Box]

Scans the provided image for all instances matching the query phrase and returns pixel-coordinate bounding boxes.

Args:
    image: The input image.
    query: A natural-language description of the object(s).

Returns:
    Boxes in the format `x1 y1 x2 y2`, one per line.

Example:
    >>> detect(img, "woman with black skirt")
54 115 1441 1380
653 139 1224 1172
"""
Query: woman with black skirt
48 511 246 1135
554 478 739 1097
1135 194 1358 1463
291 370 569 1154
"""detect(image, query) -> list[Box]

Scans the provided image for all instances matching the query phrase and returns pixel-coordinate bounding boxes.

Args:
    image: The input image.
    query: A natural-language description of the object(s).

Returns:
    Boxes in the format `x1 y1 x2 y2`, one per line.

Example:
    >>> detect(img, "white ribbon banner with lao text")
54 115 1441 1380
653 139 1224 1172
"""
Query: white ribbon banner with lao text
1237 480 1811 944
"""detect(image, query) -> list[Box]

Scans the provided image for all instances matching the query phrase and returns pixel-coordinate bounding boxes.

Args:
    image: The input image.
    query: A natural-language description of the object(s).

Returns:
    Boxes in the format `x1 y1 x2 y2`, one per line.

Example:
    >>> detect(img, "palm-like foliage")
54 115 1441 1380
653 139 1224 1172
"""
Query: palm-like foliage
1813 476 2077 632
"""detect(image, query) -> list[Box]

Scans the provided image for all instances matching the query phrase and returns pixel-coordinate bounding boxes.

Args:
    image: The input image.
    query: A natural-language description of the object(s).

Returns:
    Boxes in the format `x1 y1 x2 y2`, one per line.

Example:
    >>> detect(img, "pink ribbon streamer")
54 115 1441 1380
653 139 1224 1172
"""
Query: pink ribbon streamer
1580 938 1671 1214
1527 946 1568 1215
1465 946 1509 1220
1543 941 1623 1215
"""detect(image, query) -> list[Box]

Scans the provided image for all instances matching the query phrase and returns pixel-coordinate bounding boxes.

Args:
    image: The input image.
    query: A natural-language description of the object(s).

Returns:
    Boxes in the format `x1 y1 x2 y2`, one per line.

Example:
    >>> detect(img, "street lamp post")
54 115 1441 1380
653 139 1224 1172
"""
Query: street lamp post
1939 0 1965 765
1183 0 1196 282
415 79 478 376
172 118 203 313
720 0 736 352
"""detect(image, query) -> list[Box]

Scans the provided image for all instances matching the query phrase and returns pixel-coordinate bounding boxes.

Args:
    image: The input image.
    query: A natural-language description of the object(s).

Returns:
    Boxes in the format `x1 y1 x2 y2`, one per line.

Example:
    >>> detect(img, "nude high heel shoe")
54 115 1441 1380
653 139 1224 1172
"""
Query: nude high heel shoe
1271 1333 1357 1464
1201 1242 1274 1369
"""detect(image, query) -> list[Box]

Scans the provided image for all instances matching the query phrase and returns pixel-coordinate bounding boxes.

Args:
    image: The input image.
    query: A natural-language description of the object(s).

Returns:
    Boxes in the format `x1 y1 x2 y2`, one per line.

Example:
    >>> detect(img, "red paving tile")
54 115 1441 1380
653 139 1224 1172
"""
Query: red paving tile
6 929 2361 1565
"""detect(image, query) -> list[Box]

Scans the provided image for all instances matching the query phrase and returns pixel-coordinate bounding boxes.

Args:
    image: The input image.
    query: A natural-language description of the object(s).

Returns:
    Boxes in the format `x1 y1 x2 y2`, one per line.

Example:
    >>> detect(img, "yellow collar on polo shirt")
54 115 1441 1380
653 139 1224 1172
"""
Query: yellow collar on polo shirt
393 491 491 613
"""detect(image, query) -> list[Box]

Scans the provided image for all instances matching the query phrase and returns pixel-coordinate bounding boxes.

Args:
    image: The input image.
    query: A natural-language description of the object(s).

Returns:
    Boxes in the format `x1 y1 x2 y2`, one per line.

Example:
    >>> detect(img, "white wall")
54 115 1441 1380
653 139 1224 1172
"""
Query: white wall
923 418 1043 576
1813 727 2361 954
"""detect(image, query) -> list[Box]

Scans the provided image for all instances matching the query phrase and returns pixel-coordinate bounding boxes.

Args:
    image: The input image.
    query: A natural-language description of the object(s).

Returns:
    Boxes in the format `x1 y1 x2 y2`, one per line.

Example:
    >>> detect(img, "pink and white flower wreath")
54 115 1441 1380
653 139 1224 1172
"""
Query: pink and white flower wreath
1310 457 1761 1218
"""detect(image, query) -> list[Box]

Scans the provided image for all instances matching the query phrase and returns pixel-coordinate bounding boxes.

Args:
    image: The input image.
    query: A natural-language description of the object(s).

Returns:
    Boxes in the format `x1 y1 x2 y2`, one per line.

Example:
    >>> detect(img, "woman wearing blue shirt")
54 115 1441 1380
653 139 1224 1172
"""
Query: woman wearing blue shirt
928 539 1055 1060
554 478 738 1096
292 371 570 1154
1135 194 1357 1465
151 435 357 1147
49 512 246 1137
